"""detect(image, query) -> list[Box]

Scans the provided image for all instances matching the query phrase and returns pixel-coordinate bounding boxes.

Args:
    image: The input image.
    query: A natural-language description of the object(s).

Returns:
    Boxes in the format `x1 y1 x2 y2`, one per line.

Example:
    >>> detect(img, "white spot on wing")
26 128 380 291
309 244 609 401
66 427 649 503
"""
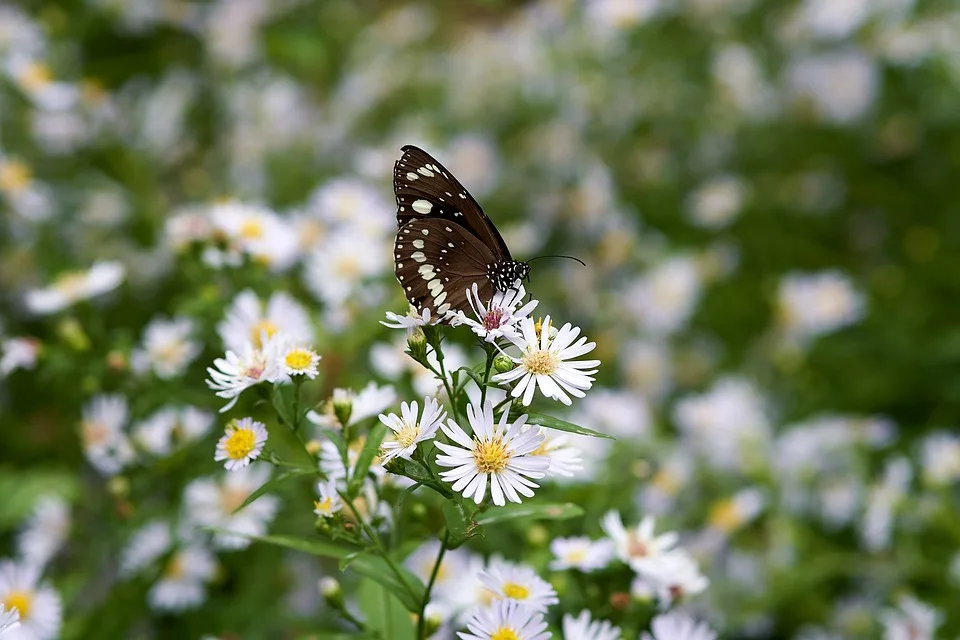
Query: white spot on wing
418 166 435 177
413 239 424 249
406 172 418 181
412 199 433 214
421 229 429 235
411 251 426 263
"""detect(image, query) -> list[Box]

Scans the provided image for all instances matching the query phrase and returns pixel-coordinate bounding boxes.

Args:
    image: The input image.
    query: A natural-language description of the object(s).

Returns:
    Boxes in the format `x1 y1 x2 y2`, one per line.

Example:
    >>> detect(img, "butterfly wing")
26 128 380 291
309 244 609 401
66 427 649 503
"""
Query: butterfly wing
394 217 497 317
393 145 511 261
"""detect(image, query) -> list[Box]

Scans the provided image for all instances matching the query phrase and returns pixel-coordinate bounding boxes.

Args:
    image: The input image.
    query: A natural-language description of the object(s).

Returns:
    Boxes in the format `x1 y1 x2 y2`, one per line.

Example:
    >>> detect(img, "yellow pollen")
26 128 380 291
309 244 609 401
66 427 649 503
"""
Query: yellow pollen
652 470 680 494
5 590 33 619
395 423 421 449
19 62 52 89
473 436 510 473
502 582 530 600
521 348 559 375
53 271 88 297
314 497 334 514
491 628 520 640
163 554 186 580
224 427 256 460
250 320 279 347
284 349 314 371
708 498 743 533
0 160 31 193
531 436 552 457
565 549 587 563
239 218 264 239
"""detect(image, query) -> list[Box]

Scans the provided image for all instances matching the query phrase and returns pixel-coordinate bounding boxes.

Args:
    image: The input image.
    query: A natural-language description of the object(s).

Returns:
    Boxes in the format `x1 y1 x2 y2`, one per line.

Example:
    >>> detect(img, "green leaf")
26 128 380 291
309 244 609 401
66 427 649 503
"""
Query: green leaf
0 468 79 531
233 532 355 558
475 502 584 525
271 384 294 426
521 413 615 440
358 577 416 640
348 422 387 495
441 501 482 548
383 458 453 498
232 468 316 514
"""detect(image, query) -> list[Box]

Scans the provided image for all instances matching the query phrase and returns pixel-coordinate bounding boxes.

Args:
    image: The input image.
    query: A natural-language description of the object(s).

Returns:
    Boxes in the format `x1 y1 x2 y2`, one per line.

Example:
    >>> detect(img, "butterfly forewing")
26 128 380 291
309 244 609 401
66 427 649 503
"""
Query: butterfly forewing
393 145 511 260
394 218 497 316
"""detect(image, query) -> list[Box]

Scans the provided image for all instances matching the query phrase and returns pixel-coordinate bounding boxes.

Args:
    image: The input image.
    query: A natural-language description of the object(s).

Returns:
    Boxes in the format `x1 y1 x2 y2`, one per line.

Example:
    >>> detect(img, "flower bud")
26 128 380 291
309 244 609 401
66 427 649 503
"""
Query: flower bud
526 524 549 547
305 439 322 455
421 604 443 637
57 318 90 351
406 327 428 362
331 389 353 428
493 354 514 373
319 577 343 608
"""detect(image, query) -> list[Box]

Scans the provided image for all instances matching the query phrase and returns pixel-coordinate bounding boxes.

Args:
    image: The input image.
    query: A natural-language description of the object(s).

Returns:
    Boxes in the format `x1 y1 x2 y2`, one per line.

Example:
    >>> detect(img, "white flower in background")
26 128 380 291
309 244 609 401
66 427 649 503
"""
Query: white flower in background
381 305 438 332
712 43 777 119
214 417 268 471
0 603 19 635
494 316 600 406
274 338 321 379
601 511 679 573
641 612 717 640
879 595 942 640
183 465 280 550
404 541 481 603
639 449 695 516
623 255 703 335
0 6 44 58
0 338 40 378
621 339 673 402
479 560 558 612
570 388 651 439
206 338 283 412
562 610 621 640
0 561 61 640
308 382 397 430
777 271 866 342
120 521 173 577
303 227 387 307
218 289 313 353
4 56 78 111
637 550 710 604
919 432 960 486
452 283 539 343
459 599 550 640
549 536 615 572
786 49 878 125
686 175 747 230
436 401 549 506
80 394 136 475
585 0 661 39
318 439 379 482
130 316 201 379
861 456 912 552
707 488 767 536
132 406 214 457
313 480 342 518
208 201 299 272
672 376 770 471
16 496 69 568
527 429 583 478
164 205 212 250
307 177 394 237
0 157 54 222
795 0 870 40
147 545 217 612
378 396 445 463
24 261 125 315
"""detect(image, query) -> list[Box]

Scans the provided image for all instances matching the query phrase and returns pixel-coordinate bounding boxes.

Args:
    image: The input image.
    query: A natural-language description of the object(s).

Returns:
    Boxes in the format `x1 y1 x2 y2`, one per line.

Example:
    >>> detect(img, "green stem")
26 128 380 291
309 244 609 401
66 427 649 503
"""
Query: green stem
292 377 303 433
479 344 495 408
417 530 449 639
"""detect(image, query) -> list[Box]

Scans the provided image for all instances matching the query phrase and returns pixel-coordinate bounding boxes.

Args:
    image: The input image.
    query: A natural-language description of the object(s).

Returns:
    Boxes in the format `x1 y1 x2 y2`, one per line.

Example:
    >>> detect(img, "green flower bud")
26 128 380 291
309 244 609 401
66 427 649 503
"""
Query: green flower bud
331 389 354 428
57 318 90 351
319 577 343 608
406 327 428 362
493 354 514 373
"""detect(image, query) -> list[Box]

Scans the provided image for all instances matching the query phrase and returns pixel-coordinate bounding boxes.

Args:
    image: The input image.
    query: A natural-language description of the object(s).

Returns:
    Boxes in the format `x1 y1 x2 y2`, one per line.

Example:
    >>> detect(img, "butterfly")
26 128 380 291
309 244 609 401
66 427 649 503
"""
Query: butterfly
392 145 529 318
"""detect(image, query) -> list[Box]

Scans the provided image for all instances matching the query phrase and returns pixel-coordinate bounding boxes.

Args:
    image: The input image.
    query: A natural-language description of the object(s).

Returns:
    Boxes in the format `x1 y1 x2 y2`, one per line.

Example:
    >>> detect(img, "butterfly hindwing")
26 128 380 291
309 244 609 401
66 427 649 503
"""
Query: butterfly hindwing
393 145 511 261
394 218 497 316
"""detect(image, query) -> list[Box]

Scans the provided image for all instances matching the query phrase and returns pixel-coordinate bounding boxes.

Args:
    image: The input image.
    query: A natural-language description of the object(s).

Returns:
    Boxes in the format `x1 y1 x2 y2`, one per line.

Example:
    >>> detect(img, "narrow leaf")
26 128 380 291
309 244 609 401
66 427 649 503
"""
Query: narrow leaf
351 554 425 613
228 532 353 559
521 413 615 440
348 422 387 495
475 502 584 525
442 501 482 548
232 468 316 514
383 458 454 498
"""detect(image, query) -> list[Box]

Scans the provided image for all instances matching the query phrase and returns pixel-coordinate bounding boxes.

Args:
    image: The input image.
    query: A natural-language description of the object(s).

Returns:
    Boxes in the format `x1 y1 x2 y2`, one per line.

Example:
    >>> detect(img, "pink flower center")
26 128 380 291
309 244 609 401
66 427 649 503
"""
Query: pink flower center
482 307 506 331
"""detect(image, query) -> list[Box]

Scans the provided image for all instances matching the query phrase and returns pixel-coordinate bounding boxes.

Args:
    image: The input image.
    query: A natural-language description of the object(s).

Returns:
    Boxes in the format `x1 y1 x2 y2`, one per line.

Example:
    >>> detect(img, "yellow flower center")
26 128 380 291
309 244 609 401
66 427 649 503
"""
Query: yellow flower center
239 218 264 239
53 271 88 297
164 554 185 579
220 486 250 513
521 348 559 375
0 160 31 193
502 582 530 600
5 590 33 619
314 497 334 515
492 628 520 640
395 422 421 449
82 420 109 446
531 435 552 457
652 470 680 494
250 320 279 347
334 254 362 278
19 62 52 89
626 533 650 558
473 436 510 474
708 498 742 533
565 548 587 564
284 349 314 371
224 427 256 460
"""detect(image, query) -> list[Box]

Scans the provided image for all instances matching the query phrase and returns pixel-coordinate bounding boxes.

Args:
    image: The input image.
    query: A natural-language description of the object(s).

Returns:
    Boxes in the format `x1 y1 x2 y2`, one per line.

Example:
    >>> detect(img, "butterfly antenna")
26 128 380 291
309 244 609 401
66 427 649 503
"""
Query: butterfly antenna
527 254 587 267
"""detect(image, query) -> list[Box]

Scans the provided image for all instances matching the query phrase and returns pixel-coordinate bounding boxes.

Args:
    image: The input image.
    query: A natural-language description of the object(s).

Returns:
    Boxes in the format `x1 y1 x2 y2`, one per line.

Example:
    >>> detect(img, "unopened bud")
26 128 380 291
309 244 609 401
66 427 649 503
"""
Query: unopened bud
305 439 322 455
57 318 90 351
107 475 130 497
526 524 548 547
331 389 353 428
421 604 444 637
406 328 428 361
493 354 514 373
319 577 342 607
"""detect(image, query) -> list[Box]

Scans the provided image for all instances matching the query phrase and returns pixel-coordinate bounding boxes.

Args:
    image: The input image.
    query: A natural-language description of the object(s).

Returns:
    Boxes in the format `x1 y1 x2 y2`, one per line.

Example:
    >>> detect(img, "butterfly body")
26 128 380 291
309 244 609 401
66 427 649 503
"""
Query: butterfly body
392 145 526 317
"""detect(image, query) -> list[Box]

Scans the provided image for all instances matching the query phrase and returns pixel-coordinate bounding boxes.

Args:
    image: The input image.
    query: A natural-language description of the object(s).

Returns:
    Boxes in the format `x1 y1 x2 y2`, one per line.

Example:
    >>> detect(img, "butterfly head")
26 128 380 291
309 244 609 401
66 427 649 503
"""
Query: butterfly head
487 260 530 293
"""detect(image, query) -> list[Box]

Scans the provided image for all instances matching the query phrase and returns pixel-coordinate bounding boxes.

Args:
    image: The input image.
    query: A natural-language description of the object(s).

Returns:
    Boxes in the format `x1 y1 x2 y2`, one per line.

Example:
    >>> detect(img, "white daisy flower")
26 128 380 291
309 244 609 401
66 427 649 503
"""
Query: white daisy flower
879 595 942 640
549 537 615 572
452 283 538 343
24 261 124 316
0 561 61 640
381 305 437 332
632 550 709 604
493 316 600 406
132 406 215 457
208 201 299 272
130 316 201 379
205 338 282 412
0 337 40 378
5 56 78 111
303 227 387 307
79 394 136 475
459 599 550 640
378 396 445 463
562 610 621 640
307 382 397 430
777 270 866 342
277 340 321 379
478 560 558 612
0 603 19 635
435 401 549 506
217 289 313 353
527 429 583 478
313 479 342 518
120 521 173 578
147 545 217 613
641 612 717 640
214 417 268 470
16 496 69 568
183 466 280 550
601 511 679 574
